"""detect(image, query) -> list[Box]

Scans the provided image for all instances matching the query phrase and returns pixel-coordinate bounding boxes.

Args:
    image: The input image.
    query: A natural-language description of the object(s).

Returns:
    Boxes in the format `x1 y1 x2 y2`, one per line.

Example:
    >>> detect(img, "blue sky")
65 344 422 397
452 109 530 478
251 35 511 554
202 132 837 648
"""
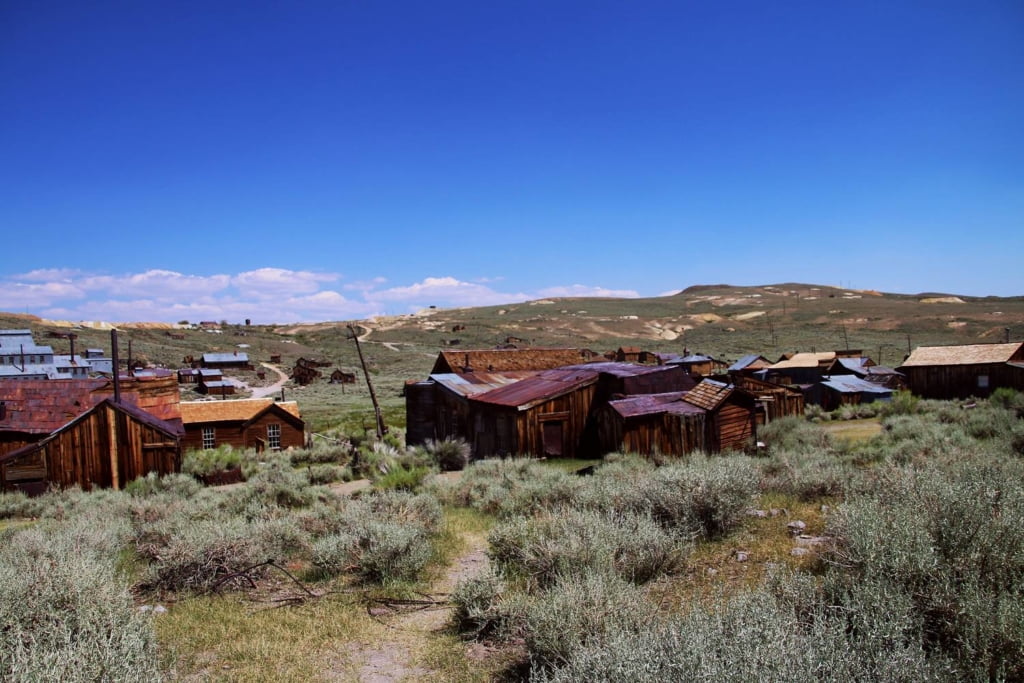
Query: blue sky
2 1 1022 323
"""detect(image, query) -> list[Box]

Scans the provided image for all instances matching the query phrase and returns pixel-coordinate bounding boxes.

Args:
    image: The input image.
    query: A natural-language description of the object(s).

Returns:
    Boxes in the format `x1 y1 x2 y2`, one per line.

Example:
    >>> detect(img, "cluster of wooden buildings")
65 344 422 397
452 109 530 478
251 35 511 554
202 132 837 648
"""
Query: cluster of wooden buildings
0 369 305 494
407 340 1024 460
405 348 799 459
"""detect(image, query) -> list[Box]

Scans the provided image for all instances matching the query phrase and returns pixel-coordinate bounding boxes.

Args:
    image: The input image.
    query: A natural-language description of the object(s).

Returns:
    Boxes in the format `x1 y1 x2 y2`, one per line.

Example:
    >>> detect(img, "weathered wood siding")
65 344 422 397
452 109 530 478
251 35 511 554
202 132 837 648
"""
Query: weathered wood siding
732 376 805 421
599 410 707 457
405 382 438 446
1 403 180 491
473 384 598 458
902 362 1024 400
712 402 756 452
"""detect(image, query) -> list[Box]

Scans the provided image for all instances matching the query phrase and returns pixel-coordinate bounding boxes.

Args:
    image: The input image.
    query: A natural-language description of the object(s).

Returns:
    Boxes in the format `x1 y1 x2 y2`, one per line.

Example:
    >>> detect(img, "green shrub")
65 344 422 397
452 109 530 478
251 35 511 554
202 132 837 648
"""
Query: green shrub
182 444 243 477
488 508 687 587
306 464 349 485
523 572 658 670
427 457 582 517
0 522 160 681
880 390 921 417
124 471 203 498
0 491 47 519
313 521 432 584
451 567 512 639
759 448 852 500
759 416 833 453
424 437 471 471
373 464 431 492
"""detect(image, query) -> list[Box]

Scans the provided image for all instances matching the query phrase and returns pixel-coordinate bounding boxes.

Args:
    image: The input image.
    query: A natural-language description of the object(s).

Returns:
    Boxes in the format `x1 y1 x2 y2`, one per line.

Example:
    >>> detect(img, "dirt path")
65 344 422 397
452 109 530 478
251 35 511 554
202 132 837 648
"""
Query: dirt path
249 363 290 398
327 509 491 682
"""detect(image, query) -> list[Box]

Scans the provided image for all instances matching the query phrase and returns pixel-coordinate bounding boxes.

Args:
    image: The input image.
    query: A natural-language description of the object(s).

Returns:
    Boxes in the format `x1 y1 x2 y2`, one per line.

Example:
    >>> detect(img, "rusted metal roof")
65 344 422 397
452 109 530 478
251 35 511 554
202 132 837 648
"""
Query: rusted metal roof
472 367 601 409
431 348 588 374
682 379 734 411
609 392 705 419
429 371 536 398
0 376 182 434
899 342 1024 367
180 398 302 424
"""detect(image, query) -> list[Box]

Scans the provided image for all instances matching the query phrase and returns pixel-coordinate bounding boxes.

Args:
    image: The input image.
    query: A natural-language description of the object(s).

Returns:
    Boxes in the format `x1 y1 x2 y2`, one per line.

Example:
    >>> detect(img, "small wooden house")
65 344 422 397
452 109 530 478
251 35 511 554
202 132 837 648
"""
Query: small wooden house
668 354 728 376
731 375 806 422
180 398 305 452
600 392 708 457
430 348 587 374
680 379 758 452
330 369 356 384
0 398 182 493
898 342 1024 399
728 354 773 377
815 376 893 412
201 351 252 369
615 347 643 363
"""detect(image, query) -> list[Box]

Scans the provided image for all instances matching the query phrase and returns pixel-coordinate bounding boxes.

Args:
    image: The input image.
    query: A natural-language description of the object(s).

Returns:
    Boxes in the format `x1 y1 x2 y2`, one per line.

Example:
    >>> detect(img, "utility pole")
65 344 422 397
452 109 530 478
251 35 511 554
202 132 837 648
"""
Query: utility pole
348 325 386 438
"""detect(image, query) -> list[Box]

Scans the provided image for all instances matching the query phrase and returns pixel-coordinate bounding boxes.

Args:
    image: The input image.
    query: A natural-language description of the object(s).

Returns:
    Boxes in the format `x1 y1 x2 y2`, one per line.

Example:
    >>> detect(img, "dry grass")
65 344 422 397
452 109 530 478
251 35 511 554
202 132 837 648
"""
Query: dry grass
822 418 883 443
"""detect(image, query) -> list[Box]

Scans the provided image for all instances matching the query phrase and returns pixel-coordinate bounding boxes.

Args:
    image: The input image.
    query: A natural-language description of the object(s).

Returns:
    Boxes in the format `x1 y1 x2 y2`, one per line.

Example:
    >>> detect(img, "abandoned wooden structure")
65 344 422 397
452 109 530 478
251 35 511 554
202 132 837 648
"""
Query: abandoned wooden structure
728 354 773 377
291 357 333 386
330 369 356 384
731 375 806 422
0 398 182 493
430 348 588 375
600 392 708 457
813 375 894 412
898 342 1024 400
677 379 758 452
180 398 305 452
201 351 252 370
667 354 728 376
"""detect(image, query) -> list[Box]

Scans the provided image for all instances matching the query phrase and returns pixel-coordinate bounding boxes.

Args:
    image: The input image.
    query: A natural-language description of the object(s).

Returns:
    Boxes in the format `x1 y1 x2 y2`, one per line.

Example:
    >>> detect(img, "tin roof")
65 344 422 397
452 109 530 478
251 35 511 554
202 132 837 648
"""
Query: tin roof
609 392 705 419
0 377 182 434
898 342 1024 367
180 398 302 424
682 379 734 411
430 371 536 398
472 367 601 409
820 375 894 394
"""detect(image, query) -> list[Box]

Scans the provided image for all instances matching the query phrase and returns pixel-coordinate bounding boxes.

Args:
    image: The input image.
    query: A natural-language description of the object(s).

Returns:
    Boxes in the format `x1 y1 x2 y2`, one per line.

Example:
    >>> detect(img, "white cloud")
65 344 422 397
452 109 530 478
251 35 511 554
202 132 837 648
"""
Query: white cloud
233 268 338 297
659 288 684 297
14 268 84 283
77 270 232 298
370 276 530 309
536 284 641 299
343 276 389 292
0 281 85 307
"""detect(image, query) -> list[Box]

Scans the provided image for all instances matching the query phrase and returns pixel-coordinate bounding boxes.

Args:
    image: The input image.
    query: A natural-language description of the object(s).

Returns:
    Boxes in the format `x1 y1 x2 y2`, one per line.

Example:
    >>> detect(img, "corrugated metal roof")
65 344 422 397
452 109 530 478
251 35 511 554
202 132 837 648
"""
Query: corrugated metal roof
899 342 1024 367
560 361 677 378
472 367 601 409
821 375 894 394
429 371 537 398
609 392 704 419
180 398 302 424
682 379 734 411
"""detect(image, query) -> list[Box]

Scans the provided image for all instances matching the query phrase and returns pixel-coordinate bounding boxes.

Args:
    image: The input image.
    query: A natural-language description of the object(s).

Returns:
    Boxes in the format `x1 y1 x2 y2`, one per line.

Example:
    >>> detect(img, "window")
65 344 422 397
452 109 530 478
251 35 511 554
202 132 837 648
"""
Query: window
267 423 281 450
202 427 215 449
978 375 990 389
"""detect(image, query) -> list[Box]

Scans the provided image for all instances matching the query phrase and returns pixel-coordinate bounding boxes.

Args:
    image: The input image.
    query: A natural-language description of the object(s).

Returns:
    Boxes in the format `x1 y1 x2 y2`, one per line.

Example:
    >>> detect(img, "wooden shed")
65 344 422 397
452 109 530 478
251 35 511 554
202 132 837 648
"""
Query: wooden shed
330 369 356 384
731 375 806 422
816 376 893 412
681 379 758 452
430 348 588 374
599 393 707 457
180 398 305 452
897 342 1024 399
470 367 601 458
0 398 182 493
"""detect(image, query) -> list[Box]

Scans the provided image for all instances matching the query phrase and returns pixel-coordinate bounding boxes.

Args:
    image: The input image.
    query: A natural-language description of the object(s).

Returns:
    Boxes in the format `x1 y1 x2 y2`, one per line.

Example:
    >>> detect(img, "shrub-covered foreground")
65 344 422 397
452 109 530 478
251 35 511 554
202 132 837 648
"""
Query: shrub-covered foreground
2 391 1023 680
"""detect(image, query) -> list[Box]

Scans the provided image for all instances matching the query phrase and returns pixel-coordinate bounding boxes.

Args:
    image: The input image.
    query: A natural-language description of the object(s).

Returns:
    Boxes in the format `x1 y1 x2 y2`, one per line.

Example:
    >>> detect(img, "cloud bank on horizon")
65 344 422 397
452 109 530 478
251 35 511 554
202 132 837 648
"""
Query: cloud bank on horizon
0 268 641 324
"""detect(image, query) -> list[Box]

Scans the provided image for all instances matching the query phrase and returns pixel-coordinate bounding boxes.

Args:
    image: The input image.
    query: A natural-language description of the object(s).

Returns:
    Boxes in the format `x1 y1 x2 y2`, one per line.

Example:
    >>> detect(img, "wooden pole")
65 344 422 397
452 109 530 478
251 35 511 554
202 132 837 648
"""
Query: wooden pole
348 325 386 438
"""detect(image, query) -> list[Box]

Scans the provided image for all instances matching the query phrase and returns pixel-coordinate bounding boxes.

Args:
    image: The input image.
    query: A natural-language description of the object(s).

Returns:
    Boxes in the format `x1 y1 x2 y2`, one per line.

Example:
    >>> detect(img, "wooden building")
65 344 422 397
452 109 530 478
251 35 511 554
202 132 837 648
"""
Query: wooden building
728 354 773 377
897 342 1024 400
180 398 305 452
330 369 356 384
600 393 708 457
430 348 588 374
815 376 893 412
680 379 758 453
731 375 806 422
292 357 332 386
0 398 181 493
614 347 643 363
668 354 728 376
201 351 252 369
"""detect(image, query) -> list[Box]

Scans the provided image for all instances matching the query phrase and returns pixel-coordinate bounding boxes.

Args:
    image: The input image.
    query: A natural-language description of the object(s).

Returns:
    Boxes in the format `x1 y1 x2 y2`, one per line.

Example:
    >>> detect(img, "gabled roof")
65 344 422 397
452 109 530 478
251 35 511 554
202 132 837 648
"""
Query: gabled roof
180 398 302 424
728 354 771 372
682 379 734 411
898 342 1024 368
429 371 537 399
431 348 587 374
769 352 836 370
609 392 705 419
